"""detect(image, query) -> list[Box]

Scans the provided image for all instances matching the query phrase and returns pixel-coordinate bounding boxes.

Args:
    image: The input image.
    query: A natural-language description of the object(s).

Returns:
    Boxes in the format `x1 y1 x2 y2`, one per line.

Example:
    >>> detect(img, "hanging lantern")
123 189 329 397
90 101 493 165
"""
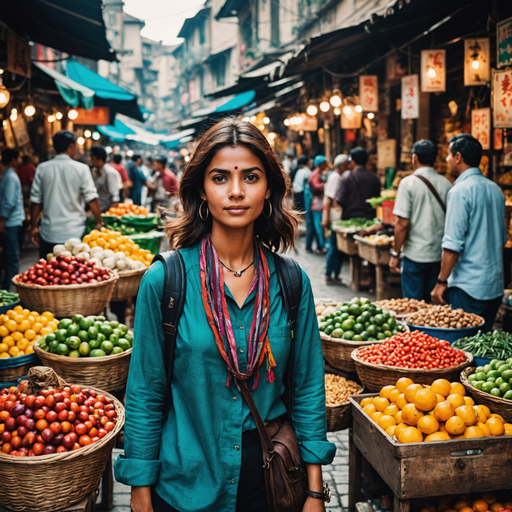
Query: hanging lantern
306 104 318 116
10 108 18 121
0 79 10 109
329 90 342 107
55 111 63 120
464 39 490 86
319 101 330 112
68 109 79 120
24 103 36 117
421 50 446 92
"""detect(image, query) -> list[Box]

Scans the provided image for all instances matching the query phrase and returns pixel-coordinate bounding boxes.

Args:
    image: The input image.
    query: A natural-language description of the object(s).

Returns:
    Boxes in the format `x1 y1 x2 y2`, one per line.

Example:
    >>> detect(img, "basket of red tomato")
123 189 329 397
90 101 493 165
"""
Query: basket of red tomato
0 367 124 511
351 331 473 392
13 255 119 318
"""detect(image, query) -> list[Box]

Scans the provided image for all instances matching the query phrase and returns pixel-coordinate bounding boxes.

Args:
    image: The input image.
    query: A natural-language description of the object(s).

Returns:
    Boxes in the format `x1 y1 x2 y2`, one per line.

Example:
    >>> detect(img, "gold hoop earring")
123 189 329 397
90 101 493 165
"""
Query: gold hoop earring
199 201 209 221
263 199 272 219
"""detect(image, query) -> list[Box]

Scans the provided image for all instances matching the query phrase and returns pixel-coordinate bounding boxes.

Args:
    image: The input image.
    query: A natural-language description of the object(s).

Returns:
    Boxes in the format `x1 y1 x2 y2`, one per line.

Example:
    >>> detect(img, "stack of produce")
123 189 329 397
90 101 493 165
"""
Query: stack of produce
105 203 148 217
375 298 432 316
37 315 132 358
357 332 467 369
325 374 362 405
16 256 111 287
453 331 512 362
362 234 394 245
408 306 483 330
332 218 380 233
361 377 512 443
0 291 19 309
466 359 512 400
0 307 57 358
415 493 512 512
318 298 405 341
0 383 119 456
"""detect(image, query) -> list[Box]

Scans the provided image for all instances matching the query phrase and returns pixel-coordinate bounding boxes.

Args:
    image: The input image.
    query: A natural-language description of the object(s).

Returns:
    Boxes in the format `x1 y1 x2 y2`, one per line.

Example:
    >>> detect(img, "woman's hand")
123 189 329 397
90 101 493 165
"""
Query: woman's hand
303 496 326 512
131 486 154 512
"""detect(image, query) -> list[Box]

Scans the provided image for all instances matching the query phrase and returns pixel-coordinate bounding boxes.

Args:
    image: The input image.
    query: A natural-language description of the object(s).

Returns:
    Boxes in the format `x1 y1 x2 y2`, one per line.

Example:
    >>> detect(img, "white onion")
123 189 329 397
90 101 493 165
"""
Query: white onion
75 252 90 261
102 257 116 269
53 244 66 256
72 243 90 255
64 238 81 252
102 249 115 260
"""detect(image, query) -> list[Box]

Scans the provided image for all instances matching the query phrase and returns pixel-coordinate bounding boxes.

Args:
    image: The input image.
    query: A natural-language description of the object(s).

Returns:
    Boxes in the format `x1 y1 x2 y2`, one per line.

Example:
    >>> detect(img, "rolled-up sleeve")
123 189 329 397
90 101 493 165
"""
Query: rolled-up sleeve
393 180 411 219
81 168 99 204
114 263 167 485
442 189 469 253
291 271 336 465
30 169 43 204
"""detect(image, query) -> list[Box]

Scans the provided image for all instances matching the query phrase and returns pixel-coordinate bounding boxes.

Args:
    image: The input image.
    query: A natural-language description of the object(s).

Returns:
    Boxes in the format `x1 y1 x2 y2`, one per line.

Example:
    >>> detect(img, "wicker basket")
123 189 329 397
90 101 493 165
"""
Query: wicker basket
460 367 512 423
0 386 124 512
0 354 38 385
110 267 146 302
351 346 474 392
12 271 119 318
34 344 131 393
326 386 364 432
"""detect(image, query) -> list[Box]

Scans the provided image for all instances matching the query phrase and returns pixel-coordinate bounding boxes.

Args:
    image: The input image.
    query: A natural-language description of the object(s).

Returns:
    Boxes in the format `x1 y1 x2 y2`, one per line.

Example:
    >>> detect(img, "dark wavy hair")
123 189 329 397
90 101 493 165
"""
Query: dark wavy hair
165 118 299 252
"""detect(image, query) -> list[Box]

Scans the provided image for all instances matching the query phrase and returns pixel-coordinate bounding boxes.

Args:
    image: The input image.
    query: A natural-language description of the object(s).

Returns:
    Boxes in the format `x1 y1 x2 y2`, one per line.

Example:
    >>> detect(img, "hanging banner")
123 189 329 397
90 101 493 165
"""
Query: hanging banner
401 74 419 119
497 17 512 69
494 129 503 150
341 109 362 129
493 69 512 128
299 113 318 132
421 50 446 92
471 108 491 150
359 75 378 112
6 33 31 78
464 39 490 86
73 107 110 125
377 139 397 169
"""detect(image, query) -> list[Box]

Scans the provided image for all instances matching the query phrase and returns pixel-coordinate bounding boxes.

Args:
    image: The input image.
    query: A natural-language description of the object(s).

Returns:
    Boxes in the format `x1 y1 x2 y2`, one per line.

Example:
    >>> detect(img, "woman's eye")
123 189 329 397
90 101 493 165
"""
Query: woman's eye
245 174 259 182
213 175 227 183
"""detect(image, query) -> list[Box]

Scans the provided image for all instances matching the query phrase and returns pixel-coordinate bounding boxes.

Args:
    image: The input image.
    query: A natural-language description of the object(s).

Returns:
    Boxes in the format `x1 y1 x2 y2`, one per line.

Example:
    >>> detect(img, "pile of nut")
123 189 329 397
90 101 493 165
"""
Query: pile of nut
325 374 362 406
407 305 483 329
375 298 433 315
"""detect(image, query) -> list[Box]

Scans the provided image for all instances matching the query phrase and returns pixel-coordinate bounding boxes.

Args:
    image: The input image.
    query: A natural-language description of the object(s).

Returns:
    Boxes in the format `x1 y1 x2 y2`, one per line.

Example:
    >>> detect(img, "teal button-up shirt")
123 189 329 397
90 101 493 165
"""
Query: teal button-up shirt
114 244 335 511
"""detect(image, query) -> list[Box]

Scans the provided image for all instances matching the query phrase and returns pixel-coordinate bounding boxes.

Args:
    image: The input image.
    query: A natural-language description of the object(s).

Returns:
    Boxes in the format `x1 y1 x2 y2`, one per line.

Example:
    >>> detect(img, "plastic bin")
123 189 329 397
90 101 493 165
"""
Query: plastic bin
407 322 484 343
382 200 396 225
128 230 165 255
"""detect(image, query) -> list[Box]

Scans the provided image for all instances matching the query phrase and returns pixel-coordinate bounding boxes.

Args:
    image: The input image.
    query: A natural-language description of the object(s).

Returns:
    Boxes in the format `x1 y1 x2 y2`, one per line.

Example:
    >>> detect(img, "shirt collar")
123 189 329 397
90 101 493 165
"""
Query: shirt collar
54 154 72 160
413 166 436 176
454 167 481 185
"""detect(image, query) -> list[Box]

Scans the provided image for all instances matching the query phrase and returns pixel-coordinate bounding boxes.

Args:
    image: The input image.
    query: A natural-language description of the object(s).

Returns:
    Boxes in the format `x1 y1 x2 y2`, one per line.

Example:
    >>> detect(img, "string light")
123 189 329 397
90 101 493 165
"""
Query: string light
92 131 101 140
242 117 250 122
268 132 276 140
48 115 55 123
284 119 290 126
250 116 256 122
0 79 10 109
106 146 113 154
84 129 92 138
306 104 318 116
55 112 63 120
10 108 18 121
263 116 270 124
77 137 85 146
329 94 342 108
319 101 330 112
367 113 375 120
127 150 134 157
24 104 36 117
343 105 352 115
333 107 341 116
68 109 78 120
355 105 363 113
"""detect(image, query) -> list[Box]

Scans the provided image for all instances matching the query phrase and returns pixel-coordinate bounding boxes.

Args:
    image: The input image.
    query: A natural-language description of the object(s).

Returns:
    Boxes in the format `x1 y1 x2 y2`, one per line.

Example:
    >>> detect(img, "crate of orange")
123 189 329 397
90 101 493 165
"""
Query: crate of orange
0 307 58 382
105 202 149 217
349 377 512 508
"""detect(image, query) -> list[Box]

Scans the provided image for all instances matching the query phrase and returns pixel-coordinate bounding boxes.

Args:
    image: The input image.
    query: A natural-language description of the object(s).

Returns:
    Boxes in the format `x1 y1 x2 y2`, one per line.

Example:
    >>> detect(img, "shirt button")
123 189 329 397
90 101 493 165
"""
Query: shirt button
230 479 235 484
239 325 244 330
235 445 240 450
233 396 237 401
239 348 245 354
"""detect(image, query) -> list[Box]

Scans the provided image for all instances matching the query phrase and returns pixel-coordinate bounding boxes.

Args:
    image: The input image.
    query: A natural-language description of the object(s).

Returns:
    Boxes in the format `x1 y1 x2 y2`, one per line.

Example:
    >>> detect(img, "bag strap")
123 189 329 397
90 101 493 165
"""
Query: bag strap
272 253 302 417
414 174 446 213
153 250 186 419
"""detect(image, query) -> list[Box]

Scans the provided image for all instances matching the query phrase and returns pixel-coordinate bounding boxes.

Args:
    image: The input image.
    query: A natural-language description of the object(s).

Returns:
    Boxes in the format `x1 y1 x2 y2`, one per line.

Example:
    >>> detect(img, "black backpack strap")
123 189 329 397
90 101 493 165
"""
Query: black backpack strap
272 253 303 417
153 250 186 419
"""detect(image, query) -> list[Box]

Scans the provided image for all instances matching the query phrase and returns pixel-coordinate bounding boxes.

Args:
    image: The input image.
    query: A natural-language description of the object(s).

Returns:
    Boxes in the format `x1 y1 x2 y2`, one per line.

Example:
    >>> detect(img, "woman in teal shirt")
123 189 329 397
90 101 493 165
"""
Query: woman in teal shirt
114 119 336 512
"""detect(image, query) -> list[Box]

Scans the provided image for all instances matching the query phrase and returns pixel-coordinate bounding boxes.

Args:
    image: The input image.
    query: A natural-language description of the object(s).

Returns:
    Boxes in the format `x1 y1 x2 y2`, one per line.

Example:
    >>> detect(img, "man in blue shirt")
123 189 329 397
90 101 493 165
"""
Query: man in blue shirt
431 134 506 332
0 148 25 290
127 154 155 206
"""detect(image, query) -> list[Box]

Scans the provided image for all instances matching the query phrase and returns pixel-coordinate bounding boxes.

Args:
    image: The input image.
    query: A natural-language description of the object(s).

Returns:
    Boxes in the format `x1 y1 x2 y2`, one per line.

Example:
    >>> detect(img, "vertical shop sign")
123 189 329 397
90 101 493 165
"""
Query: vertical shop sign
471 108 491 150
493 69 512 128
421 50 446 92
359 75 378 112
494 129 503 150
6 33 31 78
299 114 318 131
464 39 490 86
401 75 419 119
497 17 512 68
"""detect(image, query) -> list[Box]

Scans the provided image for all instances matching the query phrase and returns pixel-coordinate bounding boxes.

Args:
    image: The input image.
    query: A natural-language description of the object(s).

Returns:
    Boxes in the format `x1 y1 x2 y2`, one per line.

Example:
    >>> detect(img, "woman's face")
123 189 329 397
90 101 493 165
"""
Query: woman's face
201 145 270 230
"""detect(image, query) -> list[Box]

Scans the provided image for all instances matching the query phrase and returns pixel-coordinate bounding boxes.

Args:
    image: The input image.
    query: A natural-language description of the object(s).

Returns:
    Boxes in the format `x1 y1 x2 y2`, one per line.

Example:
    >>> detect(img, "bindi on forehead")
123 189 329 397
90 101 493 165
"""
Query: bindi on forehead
234 166 238 170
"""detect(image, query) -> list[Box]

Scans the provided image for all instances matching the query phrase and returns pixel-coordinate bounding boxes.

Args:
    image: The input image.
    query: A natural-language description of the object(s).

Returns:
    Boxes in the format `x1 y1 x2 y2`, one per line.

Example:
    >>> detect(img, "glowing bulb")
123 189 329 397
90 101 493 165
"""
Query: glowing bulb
77 137 85 145
127 150 134 157
333 107 341 116
284 119 290 126
306 104 318 116
355 105 363 113
84 129 92 138
24 105 36 117
10 108 18 121
268 132 276 140
343 105 352 115
0 69 4 75
0 89 9 109
55 112 63 120
106 146 113 154
367 113 375 120
427 67 437 78
68 109 78 120
250 116 257 122
472 59 480 70
263 116 270 125
319 101 330 112
184 155 190 162
92 131 101 141
242 117 250 122
329 94 342 107
48 115 56 123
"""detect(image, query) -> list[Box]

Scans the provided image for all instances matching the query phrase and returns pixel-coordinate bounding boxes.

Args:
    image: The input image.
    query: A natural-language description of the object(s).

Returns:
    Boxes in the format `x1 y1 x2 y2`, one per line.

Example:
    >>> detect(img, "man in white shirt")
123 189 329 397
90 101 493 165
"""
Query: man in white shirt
30 131 102 258
322 154 349 285
292 155 311 212
390 139 452 300
90 145 121 212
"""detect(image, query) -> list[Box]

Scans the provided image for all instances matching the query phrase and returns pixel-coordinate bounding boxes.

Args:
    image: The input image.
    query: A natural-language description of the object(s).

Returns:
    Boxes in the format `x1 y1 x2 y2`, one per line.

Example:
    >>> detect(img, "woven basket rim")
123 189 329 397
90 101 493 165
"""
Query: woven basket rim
406 319 485 331
325 385 364 409
115 267 147 278
34 343 132 364
320 332 383 347
351 346 474 373
12 270 119 290
0 385 124 464
461 367 512 405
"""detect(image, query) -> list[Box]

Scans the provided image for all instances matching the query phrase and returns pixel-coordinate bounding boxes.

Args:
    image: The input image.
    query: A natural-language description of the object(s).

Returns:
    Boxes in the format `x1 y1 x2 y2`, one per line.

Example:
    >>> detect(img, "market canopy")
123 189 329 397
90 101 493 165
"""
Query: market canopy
213 90 256 113
97 118 136 142
1 0 116 62
33 63 95 110
66 61 144 122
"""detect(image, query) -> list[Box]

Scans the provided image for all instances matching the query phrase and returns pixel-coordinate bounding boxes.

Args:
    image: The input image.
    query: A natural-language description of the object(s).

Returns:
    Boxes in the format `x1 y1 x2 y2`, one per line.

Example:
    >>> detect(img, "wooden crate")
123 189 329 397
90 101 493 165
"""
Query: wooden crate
354 236 391 266
349 393 512 506
335 231 359 256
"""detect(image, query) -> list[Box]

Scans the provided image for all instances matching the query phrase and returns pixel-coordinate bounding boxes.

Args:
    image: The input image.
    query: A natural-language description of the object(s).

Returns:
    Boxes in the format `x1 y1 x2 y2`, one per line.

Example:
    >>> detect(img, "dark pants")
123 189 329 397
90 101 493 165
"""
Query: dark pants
401 256 441 302
305 193 317 251
448 287 502 333
326 228 343 278
143 429 268 512
0 225 22 290
311 210 325 251
294 191 305 213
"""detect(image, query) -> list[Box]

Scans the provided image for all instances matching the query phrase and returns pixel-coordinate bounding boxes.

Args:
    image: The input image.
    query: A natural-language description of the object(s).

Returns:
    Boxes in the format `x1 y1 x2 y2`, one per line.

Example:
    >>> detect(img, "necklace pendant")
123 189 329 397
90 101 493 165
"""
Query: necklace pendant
234 271 242 277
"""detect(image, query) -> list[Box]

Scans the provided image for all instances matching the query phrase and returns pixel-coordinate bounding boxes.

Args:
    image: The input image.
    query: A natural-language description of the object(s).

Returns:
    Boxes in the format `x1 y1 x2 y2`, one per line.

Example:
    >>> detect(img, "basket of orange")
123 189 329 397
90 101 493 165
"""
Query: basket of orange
0 307 58 382
106 202 149 217
414 493 512 512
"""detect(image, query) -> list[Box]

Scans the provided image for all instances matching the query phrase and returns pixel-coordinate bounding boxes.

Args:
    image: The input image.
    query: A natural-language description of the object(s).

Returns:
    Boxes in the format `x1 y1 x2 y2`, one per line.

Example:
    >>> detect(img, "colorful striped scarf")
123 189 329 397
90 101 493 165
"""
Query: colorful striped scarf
200 235 276 389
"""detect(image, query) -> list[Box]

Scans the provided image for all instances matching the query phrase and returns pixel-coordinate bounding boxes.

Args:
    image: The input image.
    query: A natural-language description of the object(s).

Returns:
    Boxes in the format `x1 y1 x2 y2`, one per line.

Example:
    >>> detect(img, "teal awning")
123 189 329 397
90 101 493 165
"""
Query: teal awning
214 90 256 113
97 118 136 142
34 63 95 110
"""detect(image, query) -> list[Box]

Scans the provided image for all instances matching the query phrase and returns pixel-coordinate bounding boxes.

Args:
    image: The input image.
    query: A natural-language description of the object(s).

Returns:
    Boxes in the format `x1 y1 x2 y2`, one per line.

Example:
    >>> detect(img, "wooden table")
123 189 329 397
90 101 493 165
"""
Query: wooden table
335 230 370 292
349 394 512 512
